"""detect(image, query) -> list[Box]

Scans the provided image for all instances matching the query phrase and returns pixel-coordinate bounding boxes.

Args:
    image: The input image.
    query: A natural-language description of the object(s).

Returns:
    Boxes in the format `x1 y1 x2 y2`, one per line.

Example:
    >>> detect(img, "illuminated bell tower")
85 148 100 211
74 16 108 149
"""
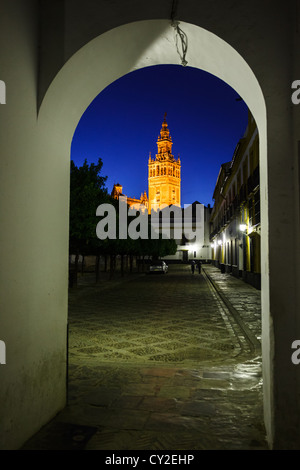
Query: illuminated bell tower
148 114 181 213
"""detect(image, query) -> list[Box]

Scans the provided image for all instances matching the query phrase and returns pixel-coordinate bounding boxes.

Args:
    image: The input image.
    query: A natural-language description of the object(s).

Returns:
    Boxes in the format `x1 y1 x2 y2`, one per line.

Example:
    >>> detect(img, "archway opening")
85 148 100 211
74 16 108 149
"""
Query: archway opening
38 19 269 447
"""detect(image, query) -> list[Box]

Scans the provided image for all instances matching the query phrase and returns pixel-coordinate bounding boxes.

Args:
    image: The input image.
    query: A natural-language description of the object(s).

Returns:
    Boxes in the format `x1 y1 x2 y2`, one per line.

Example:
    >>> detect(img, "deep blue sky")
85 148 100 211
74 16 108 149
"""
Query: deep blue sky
71 65 248 207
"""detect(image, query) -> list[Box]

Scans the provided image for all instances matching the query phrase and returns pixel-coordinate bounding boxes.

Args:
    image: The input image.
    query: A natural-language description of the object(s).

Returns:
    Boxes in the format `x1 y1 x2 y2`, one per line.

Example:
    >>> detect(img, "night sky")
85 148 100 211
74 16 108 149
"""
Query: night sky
71 65 249 207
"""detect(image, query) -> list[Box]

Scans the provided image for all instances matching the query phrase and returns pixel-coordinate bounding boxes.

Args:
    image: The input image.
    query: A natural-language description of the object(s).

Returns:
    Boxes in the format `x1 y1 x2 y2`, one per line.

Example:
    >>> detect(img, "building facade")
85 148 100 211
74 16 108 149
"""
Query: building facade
148 114 181 213
157 201 212 263
111 182 148 211
210 111 260 289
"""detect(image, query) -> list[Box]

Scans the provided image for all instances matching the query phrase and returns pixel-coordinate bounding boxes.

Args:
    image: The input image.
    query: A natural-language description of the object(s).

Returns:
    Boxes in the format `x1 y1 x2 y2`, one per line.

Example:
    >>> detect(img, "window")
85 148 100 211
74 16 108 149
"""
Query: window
237 171 241 192
243 158 248 186
249 199 254 227
254 191 260 224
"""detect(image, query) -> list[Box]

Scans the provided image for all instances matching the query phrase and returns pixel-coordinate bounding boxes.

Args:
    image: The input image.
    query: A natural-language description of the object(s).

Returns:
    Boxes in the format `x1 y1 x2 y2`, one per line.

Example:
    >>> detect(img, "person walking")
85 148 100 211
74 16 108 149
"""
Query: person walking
197 261 201 274
191 260 195 274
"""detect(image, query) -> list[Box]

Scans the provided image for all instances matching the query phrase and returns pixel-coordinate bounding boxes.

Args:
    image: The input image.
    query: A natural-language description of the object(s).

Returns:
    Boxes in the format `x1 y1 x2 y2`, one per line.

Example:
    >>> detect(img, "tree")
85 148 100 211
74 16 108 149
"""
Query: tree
69 160 179 286
69 158 108 285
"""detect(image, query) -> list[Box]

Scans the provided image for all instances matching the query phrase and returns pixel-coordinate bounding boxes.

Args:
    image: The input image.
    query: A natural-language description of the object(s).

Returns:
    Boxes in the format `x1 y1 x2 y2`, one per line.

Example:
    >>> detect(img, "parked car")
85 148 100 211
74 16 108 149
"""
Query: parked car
148 260 168 274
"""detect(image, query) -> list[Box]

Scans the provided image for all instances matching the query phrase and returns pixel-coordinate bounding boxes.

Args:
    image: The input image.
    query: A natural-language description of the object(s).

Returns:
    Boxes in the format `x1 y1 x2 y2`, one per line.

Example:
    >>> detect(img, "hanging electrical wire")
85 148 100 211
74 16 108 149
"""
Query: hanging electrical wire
170 0 188 67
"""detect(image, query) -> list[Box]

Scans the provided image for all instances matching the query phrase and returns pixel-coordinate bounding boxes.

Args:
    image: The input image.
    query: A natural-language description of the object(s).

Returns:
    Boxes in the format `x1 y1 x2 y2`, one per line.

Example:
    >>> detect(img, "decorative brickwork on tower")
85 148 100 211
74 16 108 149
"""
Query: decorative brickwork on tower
148 114 181 213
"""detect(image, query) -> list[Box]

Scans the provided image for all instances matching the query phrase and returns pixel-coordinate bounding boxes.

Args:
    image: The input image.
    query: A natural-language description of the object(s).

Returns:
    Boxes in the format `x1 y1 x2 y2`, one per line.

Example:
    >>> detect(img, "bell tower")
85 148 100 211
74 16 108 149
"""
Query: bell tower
148 114 181 213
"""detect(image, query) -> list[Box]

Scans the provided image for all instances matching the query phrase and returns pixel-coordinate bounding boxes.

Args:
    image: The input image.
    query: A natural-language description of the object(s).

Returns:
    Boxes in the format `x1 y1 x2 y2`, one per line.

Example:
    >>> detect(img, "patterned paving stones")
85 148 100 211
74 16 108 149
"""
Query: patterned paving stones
22 264 268 450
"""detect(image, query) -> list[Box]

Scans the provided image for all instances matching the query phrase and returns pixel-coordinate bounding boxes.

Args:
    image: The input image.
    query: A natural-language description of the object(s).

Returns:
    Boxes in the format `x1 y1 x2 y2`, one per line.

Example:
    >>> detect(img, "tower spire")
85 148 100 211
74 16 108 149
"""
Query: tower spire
148 115 181 213
158 113 172 145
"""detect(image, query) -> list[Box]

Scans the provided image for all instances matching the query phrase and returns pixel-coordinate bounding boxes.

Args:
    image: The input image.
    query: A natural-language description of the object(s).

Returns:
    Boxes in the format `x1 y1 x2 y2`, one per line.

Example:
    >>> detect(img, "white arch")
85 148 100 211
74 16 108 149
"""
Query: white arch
38 19 270 442
39 20 266 140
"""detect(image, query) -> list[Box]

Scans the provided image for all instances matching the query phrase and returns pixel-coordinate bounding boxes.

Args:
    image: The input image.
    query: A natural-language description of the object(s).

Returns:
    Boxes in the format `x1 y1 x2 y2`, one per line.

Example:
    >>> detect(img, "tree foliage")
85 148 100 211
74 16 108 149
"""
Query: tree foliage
69 158 109 255
69 158 179 283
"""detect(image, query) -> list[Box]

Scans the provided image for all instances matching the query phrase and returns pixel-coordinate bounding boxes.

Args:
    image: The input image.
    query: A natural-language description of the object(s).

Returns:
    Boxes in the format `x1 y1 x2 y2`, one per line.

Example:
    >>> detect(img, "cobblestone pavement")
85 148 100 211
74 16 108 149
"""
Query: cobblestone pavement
22 264 268 450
